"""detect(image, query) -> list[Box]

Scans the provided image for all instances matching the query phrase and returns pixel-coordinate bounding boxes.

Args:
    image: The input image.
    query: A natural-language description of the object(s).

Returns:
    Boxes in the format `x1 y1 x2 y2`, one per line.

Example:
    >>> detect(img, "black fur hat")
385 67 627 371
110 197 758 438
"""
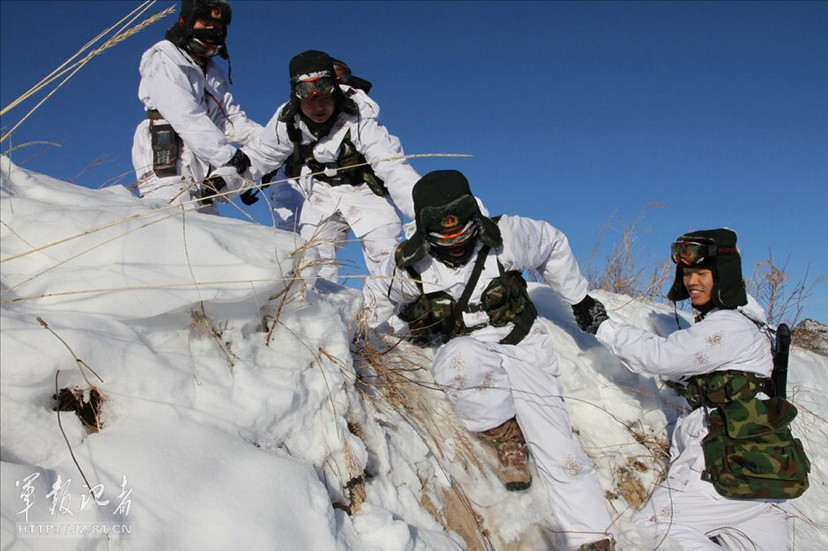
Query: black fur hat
397 170 501 267
279 50 357 123
169 0 231 60
289 49 335 84
667 228 747 309
181 0 232 26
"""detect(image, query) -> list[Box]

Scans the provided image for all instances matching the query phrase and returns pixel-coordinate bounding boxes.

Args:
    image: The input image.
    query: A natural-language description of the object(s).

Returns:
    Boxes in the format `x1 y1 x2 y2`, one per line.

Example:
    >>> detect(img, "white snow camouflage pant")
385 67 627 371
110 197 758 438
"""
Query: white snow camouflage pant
293 181 402 283
432 321 614 549
637 466 788 550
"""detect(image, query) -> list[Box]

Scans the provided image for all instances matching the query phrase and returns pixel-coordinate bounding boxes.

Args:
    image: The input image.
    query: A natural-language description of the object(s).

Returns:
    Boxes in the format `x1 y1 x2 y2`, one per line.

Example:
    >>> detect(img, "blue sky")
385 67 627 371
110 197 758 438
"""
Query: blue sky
2 0 826 323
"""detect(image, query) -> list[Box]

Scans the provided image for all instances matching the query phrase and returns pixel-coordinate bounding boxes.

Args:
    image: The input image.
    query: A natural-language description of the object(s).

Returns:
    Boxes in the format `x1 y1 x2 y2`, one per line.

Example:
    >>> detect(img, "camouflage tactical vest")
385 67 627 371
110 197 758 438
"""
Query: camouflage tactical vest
398 251 537 346
682 371 811 500
284 126 388 197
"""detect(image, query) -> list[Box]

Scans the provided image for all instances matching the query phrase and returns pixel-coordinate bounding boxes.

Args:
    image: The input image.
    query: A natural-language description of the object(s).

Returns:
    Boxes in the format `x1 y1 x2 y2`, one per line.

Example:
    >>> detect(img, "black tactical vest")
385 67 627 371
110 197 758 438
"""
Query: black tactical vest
283 122 388 197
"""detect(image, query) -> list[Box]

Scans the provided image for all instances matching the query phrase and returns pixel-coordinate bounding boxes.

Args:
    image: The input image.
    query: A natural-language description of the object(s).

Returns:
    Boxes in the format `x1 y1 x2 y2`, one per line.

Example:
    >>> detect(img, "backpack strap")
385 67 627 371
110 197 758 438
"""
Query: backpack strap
457 246 491 311
446 245 491 335
283 118 313 179
736 307 786 398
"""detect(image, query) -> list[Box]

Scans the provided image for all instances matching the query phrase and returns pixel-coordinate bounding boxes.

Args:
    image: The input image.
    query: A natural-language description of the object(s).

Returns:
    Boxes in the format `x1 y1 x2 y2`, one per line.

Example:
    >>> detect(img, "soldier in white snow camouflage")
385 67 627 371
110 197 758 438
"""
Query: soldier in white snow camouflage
365 170 616 551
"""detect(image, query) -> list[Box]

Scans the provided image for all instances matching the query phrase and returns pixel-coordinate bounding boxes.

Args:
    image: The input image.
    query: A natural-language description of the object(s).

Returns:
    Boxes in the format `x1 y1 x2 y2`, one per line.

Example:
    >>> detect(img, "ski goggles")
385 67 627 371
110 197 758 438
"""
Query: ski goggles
294 77 336 100
671 239 737 266
427 219 479 248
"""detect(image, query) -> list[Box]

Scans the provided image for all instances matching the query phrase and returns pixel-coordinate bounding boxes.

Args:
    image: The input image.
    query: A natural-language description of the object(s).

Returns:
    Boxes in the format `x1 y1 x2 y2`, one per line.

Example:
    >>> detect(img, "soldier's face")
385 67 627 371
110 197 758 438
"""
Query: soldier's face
193 18 224 32
300 95 335 124
682 267 714 307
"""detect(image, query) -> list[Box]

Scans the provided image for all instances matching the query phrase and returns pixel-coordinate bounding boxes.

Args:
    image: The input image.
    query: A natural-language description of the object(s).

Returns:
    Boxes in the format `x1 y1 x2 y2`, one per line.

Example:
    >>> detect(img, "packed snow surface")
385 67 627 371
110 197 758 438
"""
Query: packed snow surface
1 156 825 550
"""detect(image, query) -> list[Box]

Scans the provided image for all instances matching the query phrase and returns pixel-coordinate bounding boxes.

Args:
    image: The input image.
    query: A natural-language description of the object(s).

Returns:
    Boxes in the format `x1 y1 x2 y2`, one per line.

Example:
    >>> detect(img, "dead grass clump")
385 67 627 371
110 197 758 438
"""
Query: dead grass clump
587 205 672 302
53 386 105 433
791 319 828 356
332 472 366 516
421 482 492 551
264 234 333 345
614 461 648 508
333 421 368 515
630 428 670 467
189 309 236 367
746 254 823 327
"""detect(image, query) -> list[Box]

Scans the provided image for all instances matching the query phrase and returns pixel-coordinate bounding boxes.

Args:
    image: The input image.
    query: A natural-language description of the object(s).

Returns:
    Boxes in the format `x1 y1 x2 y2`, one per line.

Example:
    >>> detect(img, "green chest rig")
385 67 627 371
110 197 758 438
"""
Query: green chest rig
283 118 388 197
396 244 537 346
679 370 774 410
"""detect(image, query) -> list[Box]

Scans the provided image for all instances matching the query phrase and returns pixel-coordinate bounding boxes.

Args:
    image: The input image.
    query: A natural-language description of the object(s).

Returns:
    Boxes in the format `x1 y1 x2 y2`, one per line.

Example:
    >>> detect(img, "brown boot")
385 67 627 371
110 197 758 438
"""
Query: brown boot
576 537 616 551
479 417 532 491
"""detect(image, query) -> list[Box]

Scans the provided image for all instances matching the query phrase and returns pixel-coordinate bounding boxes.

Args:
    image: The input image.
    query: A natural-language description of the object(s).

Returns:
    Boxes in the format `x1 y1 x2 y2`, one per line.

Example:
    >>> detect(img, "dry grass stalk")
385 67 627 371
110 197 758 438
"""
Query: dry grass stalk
188 310 236 368
264 237 326 345
351 331 487 473
40 319 107 497
70 156 111 184
421 479 494 551
157 152 473 227
4 210 176 297
1 2 175 142
0 199 202 264
747 253 823 327
1 140 61 157
2 277 291 305
53 373 99 501
587 204 667 301
37 316 103 387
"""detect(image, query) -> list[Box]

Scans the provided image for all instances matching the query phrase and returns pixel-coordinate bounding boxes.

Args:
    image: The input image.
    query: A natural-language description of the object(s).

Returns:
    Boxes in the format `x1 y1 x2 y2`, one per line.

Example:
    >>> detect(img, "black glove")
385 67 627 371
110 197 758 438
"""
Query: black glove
571 295 609 335
197 175 226 206
226 148 251 174
239 188 259 205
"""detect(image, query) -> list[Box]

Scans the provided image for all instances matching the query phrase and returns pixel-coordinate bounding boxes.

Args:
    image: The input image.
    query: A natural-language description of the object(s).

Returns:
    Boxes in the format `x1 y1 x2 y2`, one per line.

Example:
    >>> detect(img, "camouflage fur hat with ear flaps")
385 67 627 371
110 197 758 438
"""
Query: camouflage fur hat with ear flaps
667 228 747 309
397 170 502 267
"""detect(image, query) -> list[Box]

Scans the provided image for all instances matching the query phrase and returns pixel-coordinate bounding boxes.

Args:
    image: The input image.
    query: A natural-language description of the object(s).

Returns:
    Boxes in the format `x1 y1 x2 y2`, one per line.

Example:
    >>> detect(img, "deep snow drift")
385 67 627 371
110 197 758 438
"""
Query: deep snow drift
1 155 825 550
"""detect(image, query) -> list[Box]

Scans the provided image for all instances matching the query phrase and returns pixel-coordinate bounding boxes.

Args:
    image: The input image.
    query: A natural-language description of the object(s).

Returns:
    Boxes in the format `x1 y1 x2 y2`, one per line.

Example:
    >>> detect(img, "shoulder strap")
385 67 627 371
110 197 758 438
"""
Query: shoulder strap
284 118 319 179
450 245 491 328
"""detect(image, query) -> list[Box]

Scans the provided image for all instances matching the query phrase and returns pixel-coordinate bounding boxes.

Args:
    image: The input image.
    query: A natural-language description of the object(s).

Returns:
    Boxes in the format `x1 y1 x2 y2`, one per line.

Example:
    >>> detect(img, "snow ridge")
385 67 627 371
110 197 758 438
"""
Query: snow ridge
1 157 825 550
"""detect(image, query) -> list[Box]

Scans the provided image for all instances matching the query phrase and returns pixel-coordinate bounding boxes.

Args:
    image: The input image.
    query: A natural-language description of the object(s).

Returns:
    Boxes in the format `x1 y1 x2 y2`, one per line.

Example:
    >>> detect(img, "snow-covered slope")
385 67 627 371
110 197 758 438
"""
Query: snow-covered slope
1 156 825 550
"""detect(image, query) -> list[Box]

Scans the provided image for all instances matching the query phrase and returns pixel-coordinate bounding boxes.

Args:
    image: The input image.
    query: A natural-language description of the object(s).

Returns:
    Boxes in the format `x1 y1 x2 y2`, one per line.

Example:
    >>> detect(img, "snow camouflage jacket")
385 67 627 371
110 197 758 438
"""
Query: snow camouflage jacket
132 40 262 183
365 215 589 340
243 86 420 219
596 307 810 500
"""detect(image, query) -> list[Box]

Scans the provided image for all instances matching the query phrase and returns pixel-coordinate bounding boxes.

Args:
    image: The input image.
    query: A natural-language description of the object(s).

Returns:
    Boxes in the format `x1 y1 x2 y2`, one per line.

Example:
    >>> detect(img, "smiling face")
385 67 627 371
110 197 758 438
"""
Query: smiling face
682 266 714 307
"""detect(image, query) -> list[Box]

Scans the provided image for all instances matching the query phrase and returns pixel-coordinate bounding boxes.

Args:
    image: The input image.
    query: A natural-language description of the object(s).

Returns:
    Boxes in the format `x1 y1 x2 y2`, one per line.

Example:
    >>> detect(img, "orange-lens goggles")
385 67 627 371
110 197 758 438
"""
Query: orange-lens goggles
295 78 336 100
670 240 717 266
428 219 478 248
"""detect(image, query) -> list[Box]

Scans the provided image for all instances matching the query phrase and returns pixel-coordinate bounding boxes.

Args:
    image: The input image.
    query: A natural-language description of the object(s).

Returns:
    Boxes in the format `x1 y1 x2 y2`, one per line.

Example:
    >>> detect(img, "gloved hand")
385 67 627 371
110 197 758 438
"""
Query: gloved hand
199 162 249 205
225 148 251 175
197 174 227 206
571 295 609 335
239 188 259 205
